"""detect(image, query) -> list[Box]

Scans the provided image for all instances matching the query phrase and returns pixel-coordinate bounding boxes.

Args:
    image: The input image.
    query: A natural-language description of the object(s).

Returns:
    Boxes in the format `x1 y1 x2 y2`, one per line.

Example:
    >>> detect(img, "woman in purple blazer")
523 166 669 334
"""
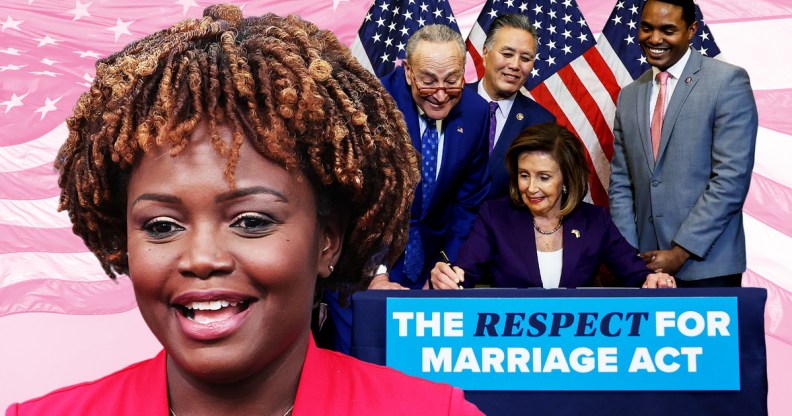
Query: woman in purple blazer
431 122 675 290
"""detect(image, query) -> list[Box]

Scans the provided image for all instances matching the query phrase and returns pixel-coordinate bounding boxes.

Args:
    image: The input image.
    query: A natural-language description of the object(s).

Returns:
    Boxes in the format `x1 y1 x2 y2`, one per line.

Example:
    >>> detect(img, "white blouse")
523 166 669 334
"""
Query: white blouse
537 249 563 288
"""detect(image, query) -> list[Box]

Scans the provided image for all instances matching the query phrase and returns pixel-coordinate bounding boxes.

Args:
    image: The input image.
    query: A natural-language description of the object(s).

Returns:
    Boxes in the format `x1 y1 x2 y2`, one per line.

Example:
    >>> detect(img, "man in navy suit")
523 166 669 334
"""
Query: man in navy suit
372 24 491 289
323 25 490 353
466 14 555 200
609 0 758 287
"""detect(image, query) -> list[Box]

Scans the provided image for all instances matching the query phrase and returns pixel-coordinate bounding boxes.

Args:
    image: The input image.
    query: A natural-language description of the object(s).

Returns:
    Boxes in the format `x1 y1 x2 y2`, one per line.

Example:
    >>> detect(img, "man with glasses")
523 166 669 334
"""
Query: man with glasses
373 24 490 290
468 14 555 200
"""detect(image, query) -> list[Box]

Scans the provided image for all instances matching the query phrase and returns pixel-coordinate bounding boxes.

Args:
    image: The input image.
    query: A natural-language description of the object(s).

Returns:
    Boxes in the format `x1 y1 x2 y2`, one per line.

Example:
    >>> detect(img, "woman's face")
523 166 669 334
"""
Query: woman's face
517 150 564 218
126 123 339 384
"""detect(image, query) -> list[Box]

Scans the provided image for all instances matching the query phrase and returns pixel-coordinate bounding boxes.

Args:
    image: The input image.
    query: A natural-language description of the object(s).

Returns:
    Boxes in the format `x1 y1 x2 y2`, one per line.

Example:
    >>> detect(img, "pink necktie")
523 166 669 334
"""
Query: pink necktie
650 71 669 161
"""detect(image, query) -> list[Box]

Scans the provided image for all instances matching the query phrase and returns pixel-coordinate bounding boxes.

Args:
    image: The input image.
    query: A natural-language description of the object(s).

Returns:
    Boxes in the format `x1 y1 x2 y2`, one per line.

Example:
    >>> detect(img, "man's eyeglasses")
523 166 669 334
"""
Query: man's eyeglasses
409 72 464 98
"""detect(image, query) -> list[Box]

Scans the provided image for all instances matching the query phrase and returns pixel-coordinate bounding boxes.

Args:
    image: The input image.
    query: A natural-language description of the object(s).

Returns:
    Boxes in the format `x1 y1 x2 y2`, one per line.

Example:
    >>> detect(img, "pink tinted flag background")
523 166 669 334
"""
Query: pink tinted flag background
1 0 790 413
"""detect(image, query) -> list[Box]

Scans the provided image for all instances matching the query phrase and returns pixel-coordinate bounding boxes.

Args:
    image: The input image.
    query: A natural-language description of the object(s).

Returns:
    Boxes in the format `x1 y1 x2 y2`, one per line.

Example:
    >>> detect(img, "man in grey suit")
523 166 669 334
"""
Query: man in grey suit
609 0 758 287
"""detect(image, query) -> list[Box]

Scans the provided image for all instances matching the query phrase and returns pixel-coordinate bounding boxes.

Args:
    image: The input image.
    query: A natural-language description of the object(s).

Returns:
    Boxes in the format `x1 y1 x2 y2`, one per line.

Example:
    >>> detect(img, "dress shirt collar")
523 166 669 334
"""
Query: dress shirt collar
652 47 692 82
477 81 516 119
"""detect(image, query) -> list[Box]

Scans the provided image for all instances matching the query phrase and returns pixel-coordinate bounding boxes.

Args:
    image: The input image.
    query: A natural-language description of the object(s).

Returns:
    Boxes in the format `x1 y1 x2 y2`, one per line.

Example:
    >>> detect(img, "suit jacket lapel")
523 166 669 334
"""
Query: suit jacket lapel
656 50 702 164
522 209 544 287
636 71 656 175
559 208 586 287
391 68 426 219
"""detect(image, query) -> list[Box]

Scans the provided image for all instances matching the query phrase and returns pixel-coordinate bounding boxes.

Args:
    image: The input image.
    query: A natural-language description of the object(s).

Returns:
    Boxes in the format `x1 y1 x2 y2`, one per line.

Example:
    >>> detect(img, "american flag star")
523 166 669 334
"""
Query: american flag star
107 18 134 42
175 0 199 16
351 0 461 77
68 0 93 21
1 15 24 32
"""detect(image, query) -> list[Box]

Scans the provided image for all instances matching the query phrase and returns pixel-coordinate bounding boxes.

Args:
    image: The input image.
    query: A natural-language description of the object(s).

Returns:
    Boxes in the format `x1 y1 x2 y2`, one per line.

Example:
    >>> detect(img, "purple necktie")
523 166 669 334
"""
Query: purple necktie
488 101 498 153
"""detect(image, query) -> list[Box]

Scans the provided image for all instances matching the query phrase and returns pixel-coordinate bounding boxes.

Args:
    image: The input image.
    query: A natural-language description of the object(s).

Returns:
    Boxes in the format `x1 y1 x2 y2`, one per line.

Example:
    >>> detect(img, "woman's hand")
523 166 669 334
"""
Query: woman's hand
642 272 676 288
368 273 409 290
430 261 465 290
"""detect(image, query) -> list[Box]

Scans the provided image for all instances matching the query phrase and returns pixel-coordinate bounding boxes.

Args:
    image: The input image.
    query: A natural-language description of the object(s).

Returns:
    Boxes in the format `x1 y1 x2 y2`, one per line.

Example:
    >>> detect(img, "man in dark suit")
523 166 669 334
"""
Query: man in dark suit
466 14 554 200
609 0 758 287
323 25 490 353
372 24 491 290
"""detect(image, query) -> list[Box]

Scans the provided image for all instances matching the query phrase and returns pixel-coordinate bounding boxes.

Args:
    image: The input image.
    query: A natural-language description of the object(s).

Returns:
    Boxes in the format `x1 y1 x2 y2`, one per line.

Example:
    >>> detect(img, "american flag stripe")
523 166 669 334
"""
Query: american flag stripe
0 225 82 254
561 58 615 156
0 163 58 200
0 197 67 228
0 124 67 172
595 37 635 87
0 252 106 287
744 173 792 240
527 81 609 205
580 49 620 104
745 215 792 292
541 69 611 186
754 89 792 132
0 276 135 317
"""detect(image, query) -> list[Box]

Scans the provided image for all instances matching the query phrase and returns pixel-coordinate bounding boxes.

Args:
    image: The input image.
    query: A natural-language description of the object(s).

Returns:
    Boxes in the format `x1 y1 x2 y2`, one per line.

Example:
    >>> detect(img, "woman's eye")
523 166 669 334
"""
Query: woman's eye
231 213 275 234
142 218 184 239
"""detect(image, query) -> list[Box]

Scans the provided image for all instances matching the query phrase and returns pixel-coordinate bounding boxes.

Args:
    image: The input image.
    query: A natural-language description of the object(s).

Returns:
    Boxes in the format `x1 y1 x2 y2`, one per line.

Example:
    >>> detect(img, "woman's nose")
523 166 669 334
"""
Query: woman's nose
527 179 539 193
177 225 234 279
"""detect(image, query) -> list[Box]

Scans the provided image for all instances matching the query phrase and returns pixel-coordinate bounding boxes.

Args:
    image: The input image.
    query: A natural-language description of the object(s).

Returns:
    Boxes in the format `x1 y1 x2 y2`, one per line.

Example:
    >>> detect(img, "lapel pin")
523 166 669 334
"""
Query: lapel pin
571 229 580 238
516 113 524 121
457 126 464 133
685 76 692 84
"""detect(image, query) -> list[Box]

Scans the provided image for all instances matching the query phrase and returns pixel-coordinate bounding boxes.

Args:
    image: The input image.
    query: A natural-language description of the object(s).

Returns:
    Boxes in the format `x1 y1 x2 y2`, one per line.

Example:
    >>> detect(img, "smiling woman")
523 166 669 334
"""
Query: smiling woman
430 122 677 291
6 4 484 416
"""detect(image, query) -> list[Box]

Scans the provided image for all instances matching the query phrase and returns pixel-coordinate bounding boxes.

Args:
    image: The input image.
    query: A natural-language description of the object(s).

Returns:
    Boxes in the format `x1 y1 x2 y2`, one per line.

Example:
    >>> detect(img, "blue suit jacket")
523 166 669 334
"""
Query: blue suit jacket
609 50 758 281
465 82 555 200
457 198 650 288
380 67 490 288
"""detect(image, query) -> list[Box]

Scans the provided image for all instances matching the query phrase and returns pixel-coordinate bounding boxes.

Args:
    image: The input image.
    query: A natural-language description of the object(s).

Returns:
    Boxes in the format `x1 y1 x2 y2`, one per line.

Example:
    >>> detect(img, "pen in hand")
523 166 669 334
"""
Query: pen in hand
439 251 464 289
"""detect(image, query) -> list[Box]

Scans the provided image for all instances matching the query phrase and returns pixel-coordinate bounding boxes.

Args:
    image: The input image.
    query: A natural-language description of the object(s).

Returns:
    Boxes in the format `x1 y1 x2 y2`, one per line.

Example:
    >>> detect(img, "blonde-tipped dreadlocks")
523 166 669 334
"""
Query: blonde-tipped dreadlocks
56 4 420 301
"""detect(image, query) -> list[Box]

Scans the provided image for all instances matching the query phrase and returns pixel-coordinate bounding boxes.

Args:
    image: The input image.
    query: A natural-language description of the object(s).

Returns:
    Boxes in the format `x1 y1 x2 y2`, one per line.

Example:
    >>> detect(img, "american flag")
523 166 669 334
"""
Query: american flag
597 0 720 84
0 0 368 318
350 0 461 77
466 0 616 206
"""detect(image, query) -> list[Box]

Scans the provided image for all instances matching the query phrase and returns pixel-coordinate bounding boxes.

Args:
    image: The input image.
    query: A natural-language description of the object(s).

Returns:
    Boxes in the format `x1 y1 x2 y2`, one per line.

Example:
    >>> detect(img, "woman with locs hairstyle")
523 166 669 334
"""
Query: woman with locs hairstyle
7 5 483 416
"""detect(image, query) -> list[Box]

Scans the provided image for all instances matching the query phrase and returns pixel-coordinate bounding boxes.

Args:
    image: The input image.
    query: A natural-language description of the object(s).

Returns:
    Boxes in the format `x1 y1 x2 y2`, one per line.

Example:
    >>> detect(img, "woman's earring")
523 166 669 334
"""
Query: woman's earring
562 185 567 194
329 264 334 274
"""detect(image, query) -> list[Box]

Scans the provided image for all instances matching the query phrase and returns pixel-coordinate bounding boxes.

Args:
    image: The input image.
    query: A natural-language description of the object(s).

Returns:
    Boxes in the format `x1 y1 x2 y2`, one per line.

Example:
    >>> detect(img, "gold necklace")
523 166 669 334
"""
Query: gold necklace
533 218 563 235
169 404 294 416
